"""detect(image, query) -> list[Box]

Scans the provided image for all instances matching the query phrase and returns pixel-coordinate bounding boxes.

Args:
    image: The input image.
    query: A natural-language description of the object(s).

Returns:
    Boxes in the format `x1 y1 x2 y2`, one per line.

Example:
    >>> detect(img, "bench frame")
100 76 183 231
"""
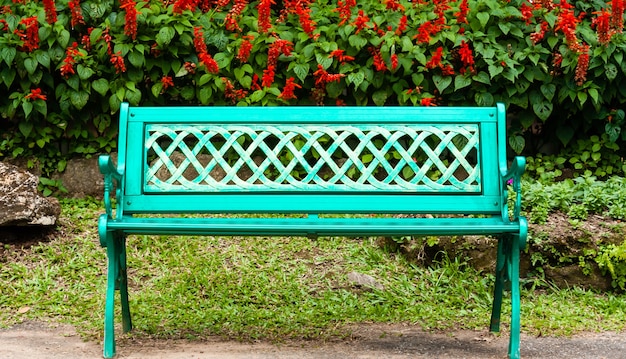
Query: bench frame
99 103 527 358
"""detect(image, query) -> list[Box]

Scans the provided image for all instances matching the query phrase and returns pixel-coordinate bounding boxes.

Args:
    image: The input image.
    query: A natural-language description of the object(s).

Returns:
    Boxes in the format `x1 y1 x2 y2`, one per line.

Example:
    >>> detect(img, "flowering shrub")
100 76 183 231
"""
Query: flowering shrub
0 0 625 169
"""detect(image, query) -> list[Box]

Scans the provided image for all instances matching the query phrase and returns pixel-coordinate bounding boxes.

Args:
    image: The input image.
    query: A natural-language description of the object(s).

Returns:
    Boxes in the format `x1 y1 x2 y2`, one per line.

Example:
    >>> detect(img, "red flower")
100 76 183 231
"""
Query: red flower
329 49 354 64
369 46 387 72
425 47 444 69
520 3 534 25
611 0 624 32
225 0 247 32
237 35 254 62
24 88 46 101
161 76 174 91
574 45 590 86
120 0 138 40
43 0 57 24
352 10 370 34
257 0 274 33
222 77 248 103
199 52 219 73
15 16 39 52
60 42 84 77
396 15 407 35
193 27 207 54
421 97 436 106
592 11 613 44
173 0 196 14
385 0 404 11
68 0 85 29
458 40 474 73
111 52 126 73
415 21 441 44
335 0 356 26
278 77 301 100
296 3 317 39
262 65 275 87
455 0 469 24
390 53 398 70
530 21 549 44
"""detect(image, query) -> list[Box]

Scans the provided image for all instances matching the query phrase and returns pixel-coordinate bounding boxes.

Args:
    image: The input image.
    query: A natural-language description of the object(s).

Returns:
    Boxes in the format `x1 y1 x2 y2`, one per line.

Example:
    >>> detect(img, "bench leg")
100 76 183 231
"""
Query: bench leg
490 235 521 359
103 232 133 358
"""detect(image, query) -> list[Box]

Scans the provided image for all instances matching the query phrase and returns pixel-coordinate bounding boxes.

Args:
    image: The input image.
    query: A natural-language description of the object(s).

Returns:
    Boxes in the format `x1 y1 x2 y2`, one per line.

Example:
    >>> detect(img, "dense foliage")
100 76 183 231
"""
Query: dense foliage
0 0 625 173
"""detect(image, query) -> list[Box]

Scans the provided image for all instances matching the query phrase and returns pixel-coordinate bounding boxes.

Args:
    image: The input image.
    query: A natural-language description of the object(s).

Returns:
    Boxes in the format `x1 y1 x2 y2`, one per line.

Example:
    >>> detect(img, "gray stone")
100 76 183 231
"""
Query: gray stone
347 271 384 291
0 162 60 226
53 154 117 198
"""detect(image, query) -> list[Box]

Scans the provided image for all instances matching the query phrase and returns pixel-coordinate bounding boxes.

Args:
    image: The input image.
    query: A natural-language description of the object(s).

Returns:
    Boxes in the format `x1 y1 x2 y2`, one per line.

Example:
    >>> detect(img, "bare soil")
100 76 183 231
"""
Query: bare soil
1 320 625 359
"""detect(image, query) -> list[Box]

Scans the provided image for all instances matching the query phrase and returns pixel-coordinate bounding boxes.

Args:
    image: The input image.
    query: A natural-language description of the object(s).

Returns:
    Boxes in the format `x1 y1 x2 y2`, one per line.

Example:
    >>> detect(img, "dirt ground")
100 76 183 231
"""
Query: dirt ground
1 320 625 359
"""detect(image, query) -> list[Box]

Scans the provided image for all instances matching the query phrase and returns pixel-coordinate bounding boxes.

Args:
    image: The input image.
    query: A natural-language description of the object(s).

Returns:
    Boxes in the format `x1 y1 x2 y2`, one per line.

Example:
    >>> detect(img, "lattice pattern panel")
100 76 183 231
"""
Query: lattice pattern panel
144 124 481 192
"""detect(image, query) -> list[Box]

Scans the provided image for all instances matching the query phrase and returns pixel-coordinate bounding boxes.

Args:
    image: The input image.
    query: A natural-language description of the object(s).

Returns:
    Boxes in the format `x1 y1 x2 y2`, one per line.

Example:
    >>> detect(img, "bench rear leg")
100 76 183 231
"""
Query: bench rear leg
490 235 521 359
103 232 132 358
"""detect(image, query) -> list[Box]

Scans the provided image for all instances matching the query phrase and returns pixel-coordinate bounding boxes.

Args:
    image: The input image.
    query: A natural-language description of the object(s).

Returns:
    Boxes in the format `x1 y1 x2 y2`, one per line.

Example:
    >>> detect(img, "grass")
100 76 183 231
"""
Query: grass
1 197 626 343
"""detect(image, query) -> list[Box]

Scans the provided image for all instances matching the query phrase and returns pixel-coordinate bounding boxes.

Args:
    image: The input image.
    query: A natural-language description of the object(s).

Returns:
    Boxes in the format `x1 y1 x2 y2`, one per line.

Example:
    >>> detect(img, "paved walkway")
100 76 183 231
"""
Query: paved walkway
1 321 625 358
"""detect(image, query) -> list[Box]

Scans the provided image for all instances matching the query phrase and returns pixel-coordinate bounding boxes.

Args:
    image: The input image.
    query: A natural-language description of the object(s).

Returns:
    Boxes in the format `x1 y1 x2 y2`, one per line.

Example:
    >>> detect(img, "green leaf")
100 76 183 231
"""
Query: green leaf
126 89 142 105
532 101 553 121
1 47 16 65
77 64 95 80
70 91 89 110
588 88 599 104
508 135 525 154
24 57 37 74
156 27 175 46
21 101 33 119
92 78 109 96
249 89 265 103
35 51 50 69
19 120 33 137
556 126 574 146
152 83 163 98
57 29 70 48
454 75 472 90
605 63 618 81
474 92 494 106
488 64 504 78
347 71 365 89
372 89 388 106
348 35 368 50
198 87 212 104
293 63 309 83
198 74 212 86
472 72 491 85
128 51 144 67
433 75 452 93
540 83 556 101
577 91 588 105
477 12 490 28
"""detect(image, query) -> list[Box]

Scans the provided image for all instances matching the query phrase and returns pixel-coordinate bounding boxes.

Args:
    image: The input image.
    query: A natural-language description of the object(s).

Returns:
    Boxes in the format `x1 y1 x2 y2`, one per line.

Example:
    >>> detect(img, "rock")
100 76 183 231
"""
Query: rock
347 271 384 291
53 154 117 198
0 162 60 226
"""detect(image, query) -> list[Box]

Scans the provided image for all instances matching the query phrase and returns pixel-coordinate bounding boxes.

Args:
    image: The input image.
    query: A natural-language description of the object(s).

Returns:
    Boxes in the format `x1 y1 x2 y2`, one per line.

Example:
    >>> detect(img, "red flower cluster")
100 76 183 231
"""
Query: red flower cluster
222 77 248 103
24 88 46 101
425 47 444 69
43 0 57 24
120 0 138 40
335 0 355 26
530 21 549 44
592 11 613 44
390 53 398 71
237 35 254 63
312 64 345 105
415 21 443 44
352 10 370 34
278 77 301 100
421 97 436 106
194 27 219 74
385 0 404 11
395 15 407 35
458 40 474 74
60 42 84 77
554 0 581 51
111 52 126 73
68 0 85 29
262 38 293 87
520 3 534 25
257 0 274 33
611 0 624 32
455 0 469 24
161 76 174 92
368 46 387 72
329 49 354 64
574 44 590 86
173 0 196 14
225 0 247 32
15 16 39 52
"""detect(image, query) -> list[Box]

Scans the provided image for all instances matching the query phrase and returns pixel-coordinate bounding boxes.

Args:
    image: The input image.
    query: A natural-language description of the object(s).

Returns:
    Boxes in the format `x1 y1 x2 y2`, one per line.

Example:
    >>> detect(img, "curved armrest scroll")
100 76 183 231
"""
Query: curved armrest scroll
99 155 124 219
501 156 526 221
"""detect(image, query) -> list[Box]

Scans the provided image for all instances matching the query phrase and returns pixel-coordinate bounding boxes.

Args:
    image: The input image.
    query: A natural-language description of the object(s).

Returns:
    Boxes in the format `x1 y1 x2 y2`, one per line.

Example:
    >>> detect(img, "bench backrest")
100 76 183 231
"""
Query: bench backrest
116 103 508 215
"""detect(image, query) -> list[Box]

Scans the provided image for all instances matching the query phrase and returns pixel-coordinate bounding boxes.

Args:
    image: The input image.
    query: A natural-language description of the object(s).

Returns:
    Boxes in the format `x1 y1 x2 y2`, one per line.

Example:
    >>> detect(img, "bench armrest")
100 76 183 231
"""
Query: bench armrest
501 156 525 221
99 155 124 219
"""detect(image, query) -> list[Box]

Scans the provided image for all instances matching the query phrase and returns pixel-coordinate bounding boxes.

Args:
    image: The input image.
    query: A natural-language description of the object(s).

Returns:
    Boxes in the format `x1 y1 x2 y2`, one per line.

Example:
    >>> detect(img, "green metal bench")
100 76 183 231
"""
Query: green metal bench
99 103 527 358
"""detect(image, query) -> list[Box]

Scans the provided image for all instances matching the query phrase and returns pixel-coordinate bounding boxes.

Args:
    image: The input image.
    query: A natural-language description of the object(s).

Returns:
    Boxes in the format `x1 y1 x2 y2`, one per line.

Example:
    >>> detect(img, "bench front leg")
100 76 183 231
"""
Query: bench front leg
103 231 132 358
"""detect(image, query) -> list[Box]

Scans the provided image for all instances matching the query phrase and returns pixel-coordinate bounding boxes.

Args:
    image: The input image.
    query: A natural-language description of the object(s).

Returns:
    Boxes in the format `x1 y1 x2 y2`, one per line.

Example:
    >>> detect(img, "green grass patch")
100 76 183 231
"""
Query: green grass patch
1 198 625 342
